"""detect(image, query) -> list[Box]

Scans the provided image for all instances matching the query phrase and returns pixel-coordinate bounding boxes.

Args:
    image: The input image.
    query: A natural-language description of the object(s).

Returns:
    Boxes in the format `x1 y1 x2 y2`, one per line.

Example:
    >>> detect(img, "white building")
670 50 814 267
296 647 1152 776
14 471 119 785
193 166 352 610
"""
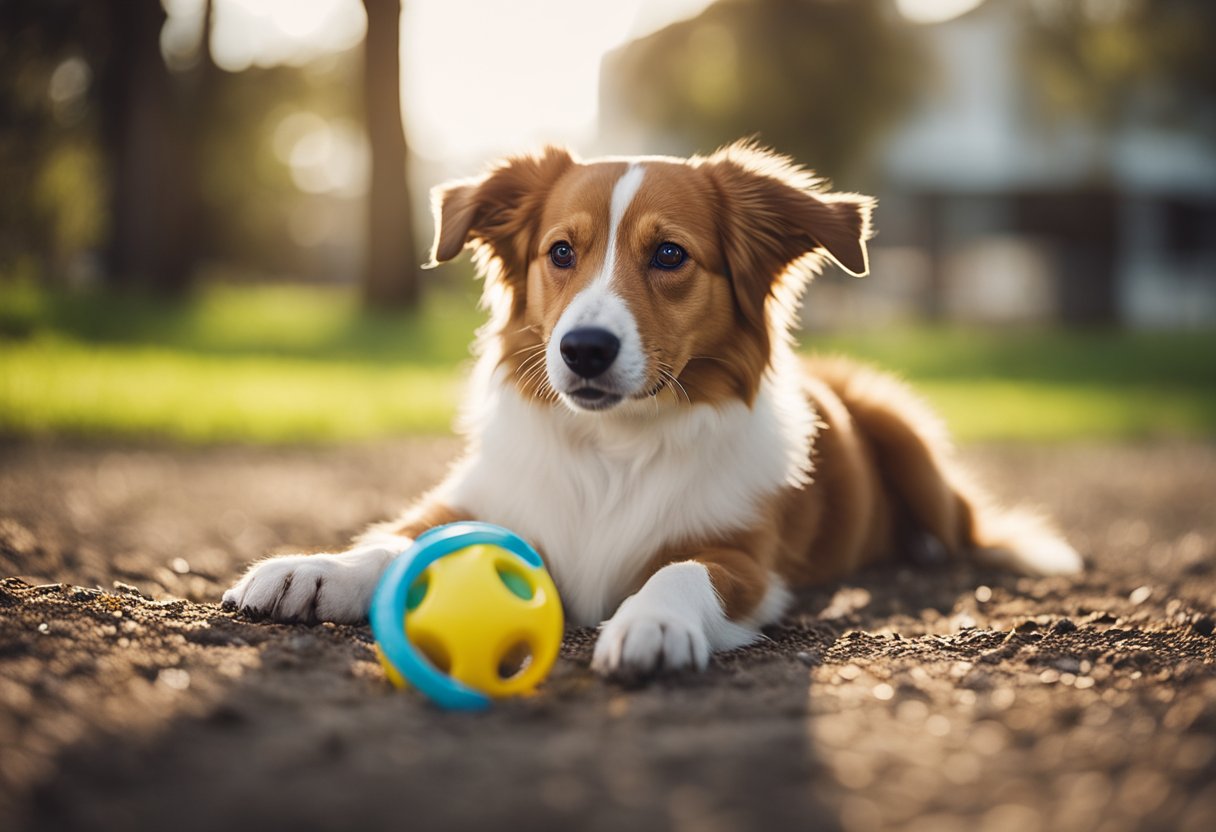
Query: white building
868 0 1216 328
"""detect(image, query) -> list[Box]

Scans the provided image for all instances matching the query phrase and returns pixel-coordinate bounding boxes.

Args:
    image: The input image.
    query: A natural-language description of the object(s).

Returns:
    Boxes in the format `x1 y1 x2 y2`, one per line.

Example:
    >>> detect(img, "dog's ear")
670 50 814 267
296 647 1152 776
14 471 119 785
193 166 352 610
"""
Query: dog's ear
429 146 575 283
699 141 874 328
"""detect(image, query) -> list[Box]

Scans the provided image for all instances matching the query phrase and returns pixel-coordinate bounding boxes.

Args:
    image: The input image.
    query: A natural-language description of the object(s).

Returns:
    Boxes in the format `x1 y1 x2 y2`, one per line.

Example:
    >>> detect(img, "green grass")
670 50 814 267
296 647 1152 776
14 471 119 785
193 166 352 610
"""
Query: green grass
809 328 1216 441
0 337 463 441
0 280 480 440
1 280 1213 443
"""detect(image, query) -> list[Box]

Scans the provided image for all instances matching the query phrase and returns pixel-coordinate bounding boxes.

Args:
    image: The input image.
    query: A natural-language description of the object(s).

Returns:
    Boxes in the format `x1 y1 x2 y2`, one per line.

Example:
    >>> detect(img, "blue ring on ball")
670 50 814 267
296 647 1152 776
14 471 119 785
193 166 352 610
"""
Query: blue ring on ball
369 521 545 711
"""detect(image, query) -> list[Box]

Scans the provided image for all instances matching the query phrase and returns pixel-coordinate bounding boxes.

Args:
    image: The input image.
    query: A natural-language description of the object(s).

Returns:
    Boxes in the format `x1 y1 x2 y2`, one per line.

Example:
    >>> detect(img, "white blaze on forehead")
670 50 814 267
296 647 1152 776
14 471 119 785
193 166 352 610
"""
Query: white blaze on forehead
596 163 646 288
545 163 649 399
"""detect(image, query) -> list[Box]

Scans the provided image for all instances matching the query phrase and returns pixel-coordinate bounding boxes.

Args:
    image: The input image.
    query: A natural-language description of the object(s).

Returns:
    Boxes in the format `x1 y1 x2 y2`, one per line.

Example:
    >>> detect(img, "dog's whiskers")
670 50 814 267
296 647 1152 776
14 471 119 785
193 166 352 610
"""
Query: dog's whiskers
517 360 550 400
512 351 553 401
654 360 692 406
505 341 547 361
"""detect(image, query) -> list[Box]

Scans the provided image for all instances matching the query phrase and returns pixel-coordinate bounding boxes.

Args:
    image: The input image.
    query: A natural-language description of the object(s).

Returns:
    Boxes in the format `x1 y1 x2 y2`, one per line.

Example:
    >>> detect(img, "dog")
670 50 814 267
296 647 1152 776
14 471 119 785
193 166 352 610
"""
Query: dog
222 141 1082 676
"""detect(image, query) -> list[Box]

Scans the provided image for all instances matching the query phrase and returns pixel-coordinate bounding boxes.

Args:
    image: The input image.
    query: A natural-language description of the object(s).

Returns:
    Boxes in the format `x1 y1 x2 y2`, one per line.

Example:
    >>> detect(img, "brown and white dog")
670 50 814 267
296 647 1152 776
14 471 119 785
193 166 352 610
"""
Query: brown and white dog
223 141 1081 676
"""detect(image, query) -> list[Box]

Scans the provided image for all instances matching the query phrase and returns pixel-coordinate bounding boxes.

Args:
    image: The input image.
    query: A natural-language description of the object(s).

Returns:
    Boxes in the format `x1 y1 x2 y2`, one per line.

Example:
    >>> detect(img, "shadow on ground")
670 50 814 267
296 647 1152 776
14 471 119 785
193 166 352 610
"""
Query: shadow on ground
1 440 1214 831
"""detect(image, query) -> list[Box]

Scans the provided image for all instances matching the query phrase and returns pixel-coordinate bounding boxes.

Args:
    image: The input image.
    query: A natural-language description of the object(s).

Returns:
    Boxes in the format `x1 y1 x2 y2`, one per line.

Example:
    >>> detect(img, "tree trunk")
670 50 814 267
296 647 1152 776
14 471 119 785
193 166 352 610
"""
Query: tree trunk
95 0 194 295
176 0 219 284
361 0 419 308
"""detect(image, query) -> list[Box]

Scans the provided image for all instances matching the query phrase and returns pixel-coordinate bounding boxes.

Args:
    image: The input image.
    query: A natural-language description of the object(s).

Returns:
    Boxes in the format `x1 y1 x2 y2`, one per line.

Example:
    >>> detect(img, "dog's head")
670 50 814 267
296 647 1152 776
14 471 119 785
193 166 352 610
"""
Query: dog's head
429 141 873 413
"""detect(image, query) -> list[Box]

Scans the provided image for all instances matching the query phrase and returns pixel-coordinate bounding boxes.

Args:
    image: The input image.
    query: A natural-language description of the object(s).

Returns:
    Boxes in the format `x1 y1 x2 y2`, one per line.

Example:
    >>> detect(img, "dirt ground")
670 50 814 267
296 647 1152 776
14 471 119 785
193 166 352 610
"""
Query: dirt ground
1 438 1214 832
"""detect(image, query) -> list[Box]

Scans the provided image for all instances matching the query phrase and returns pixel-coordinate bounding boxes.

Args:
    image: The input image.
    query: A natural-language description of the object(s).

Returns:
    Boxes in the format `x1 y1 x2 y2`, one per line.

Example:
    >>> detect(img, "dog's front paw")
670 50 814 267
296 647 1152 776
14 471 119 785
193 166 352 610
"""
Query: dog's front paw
222 547 396 624
591 605 710 678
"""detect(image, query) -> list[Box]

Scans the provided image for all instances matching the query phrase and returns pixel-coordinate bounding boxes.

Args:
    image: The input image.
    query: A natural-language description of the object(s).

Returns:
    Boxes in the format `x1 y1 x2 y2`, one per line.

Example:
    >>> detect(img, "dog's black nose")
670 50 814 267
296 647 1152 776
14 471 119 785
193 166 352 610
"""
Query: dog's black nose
559 327 620 379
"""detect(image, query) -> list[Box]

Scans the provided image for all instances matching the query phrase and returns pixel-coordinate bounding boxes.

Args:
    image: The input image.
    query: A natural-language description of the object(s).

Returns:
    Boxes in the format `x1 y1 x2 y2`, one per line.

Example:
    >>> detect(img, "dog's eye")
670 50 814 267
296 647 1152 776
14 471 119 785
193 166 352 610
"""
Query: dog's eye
651 242 687 270
549 242 575 269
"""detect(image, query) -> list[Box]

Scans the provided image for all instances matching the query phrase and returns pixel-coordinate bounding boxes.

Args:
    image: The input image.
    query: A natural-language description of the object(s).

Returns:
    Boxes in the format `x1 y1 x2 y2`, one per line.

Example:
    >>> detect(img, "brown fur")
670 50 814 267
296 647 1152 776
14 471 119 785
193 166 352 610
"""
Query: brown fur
385 502 472 540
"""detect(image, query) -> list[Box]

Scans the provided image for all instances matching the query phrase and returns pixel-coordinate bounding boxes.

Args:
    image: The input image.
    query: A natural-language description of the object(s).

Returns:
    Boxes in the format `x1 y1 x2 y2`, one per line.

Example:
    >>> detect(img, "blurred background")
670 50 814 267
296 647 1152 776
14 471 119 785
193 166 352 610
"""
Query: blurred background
1 0 1213 444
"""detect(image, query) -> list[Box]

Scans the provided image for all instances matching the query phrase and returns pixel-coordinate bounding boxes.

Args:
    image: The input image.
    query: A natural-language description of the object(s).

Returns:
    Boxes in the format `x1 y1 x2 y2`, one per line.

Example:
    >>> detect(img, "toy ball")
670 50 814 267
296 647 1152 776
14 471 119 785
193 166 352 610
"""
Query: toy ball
369 522 563 711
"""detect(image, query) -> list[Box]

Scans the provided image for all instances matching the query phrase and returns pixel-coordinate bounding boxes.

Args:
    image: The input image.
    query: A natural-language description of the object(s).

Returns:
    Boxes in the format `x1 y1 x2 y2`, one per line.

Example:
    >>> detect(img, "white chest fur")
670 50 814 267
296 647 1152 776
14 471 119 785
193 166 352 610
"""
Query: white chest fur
442 369 815 625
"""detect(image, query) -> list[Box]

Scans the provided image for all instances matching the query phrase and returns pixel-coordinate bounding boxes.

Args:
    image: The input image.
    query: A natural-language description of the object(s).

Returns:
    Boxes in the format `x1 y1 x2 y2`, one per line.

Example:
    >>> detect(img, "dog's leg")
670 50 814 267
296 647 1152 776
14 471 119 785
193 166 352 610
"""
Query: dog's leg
592 548 790 677
222 501 468 623
809 355 1082 576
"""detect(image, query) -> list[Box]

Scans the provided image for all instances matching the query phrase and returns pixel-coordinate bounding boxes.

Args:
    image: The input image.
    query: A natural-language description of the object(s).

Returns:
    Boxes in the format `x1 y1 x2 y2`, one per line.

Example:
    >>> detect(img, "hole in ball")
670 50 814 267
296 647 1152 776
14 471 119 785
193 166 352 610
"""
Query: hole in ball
497 641 533 681
405 573 429 612
411 631 451 675
495 560 534 601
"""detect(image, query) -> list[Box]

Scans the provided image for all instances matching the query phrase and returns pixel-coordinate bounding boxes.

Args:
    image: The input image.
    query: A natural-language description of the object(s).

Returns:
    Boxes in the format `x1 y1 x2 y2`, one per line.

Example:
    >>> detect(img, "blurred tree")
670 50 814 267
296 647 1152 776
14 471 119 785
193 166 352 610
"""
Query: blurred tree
3 0 423 296
1022 0 1216 135
600 0 923 186
92 0 202 295
0 0 90 280
361 0 419 308
0 0 216 293
175 0 220 288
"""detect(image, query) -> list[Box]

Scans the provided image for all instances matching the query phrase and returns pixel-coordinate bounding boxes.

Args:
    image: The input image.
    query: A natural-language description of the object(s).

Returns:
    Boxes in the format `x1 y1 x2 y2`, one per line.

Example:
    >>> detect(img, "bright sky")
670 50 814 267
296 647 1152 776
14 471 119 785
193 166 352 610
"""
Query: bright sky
403 0 729 160
896 0 984 24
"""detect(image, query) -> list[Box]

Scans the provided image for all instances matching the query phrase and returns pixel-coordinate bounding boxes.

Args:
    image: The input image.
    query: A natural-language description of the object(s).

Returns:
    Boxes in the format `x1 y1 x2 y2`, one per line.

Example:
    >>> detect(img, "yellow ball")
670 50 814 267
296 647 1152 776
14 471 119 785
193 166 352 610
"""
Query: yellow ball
377 543 563 698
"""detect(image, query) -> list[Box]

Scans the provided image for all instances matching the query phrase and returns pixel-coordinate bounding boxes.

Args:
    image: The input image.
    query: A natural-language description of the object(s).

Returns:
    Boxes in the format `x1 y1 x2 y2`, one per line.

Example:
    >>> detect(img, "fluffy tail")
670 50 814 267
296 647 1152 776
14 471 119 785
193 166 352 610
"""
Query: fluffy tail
948 467 1083 576
809 356 1083 576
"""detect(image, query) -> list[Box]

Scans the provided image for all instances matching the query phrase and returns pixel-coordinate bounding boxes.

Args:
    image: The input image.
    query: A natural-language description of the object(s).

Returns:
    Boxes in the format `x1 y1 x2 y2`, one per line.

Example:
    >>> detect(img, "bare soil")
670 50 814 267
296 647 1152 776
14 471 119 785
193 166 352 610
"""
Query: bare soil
1 439 1214 832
